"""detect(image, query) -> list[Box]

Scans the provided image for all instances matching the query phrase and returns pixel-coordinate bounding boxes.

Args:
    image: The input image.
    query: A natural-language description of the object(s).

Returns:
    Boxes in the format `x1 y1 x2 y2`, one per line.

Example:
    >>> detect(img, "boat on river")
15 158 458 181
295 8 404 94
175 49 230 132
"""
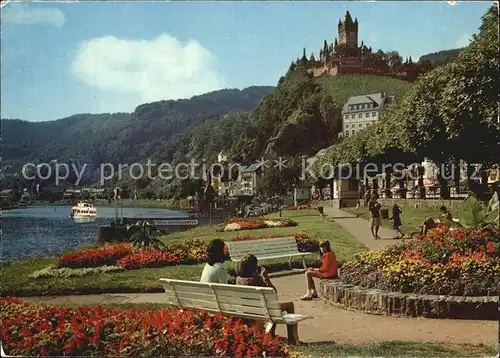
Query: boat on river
70 201 98 222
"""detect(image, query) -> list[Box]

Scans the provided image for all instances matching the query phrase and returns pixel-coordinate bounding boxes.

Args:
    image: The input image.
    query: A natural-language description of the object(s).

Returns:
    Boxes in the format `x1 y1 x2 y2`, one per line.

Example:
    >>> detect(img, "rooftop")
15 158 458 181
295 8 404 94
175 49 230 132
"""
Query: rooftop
342 93 390 114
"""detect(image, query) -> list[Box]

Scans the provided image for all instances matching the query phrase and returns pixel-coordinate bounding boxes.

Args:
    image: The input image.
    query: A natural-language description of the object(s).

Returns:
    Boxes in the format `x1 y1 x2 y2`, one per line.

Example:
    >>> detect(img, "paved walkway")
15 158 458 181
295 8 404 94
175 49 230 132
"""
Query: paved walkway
323 205 406 250
21 273 498 346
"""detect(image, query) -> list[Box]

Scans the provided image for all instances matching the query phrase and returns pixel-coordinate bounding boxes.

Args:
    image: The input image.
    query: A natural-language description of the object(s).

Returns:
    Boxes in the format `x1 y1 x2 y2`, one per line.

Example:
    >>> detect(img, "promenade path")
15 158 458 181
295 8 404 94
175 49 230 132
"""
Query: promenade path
322 204 409 250
19 205 498 346
22 273 497 345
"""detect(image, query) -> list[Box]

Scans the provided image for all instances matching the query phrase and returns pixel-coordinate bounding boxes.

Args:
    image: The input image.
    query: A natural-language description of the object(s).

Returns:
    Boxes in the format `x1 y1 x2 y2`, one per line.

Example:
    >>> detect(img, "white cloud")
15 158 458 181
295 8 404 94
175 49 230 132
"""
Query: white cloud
71 34 226 108
2 5 65 28
456 33 471 48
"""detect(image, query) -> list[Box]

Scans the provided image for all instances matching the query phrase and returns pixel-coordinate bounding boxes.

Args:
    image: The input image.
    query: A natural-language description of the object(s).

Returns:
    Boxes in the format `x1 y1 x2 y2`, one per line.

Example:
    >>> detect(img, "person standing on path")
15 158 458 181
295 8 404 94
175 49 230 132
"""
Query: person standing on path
390 204 404 239
368 197 382 239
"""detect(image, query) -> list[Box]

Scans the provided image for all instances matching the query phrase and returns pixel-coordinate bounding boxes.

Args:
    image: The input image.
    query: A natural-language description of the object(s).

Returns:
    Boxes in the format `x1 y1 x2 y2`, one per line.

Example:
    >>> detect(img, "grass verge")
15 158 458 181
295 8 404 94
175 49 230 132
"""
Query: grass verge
291 340 497 357
1 210 365 296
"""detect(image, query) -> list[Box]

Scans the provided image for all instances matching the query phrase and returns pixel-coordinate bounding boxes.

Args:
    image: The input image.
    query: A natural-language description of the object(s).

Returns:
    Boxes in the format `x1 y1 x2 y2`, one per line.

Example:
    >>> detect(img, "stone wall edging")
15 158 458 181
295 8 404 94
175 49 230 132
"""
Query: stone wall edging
319 279 498 320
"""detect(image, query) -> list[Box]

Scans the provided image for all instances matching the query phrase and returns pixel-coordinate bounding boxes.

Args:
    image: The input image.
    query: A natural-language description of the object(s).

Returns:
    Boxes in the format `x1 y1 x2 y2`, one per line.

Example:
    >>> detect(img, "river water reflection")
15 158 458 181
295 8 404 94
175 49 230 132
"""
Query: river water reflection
1 205 187 262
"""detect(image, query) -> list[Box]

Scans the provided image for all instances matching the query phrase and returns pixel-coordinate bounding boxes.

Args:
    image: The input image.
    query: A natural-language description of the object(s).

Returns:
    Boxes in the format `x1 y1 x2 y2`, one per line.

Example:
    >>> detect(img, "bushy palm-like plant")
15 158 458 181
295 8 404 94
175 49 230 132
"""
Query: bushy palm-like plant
124 221 165 250
459 191 499 233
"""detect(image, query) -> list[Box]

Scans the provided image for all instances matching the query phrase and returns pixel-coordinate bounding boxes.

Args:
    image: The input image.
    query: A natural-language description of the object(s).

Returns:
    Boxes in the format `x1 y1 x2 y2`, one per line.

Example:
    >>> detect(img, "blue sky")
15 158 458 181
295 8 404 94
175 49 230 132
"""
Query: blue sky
1 1 493 122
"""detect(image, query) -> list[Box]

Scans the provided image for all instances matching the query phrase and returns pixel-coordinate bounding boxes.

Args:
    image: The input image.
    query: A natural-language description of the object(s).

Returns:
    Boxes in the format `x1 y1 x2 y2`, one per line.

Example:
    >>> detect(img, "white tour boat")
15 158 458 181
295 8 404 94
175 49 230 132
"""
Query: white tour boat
70 202 98 221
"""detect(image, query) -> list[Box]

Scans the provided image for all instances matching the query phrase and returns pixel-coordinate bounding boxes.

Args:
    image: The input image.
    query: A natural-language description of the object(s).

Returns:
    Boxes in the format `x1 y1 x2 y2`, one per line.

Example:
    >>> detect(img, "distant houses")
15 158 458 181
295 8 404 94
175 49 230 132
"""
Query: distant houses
209 151 263 198
63 188 107 201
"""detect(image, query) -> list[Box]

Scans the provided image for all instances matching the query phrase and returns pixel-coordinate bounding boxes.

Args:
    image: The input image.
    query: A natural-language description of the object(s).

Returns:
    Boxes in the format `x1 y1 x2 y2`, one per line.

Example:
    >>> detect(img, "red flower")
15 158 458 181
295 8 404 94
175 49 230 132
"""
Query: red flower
487 241 496 253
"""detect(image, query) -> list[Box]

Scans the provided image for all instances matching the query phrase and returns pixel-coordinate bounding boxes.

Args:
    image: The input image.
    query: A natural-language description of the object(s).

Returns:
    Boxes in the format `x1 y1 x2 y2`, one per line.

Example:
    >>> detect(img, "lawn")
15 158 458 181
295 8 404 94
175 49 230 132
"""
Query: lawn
291 340 496 357
1 210 366 296
343 206 466 236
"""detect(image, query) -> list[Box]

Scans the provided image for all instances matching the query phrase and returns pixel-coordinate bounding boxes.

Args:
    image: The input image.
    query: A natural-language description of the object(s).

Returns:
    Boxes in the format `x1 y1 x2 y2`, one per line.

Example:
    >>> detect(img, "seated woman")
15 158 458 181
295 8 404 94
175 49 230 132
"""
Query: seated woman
440 205 453 222
200 239 228 284
301 240 337 300
236 254 298 344
420 217 437 235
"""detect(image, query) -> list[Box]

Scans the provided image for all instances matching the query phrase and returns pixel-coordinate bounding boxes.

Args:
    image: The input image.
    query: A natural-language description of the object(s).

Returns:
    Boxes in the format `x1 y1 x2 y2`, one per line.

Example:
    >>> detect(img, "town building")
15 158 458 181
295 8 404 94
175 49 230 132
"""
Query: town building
339 92 395 138
294 185 312 206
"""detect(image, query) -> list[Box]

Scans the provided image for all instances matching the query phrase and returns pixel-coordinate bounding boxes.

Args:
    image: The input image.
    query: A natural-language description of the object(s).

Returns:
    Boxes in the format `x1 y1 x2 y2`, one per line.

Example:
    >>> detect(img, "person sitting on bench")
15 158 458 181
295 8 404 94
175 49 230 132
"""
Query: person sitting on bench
420 217 438 235
235 254 299 344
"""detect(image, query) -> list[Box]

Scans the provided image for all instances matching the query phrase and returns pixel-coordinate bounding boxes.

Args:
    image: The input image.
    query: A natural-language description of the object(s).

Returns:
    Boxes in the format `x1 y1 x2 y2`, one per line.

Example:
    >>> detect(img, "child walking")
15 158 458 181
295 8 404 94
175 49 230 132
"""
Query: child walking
390 204 404 239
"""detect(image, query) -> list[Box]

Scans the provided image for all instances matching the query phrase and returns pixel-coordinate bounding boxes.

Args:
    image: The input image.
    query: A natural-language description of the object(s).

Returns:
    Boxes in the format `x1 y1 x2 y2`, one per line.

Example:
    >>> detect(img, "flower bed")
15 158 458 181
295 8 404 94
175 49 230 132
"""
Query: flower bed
50 233 318 275
29 265 124 279
340 227 500 296
58 245 133 269
56 240 208 271
216 218 297 232
227 233 319 253
0 297 288 357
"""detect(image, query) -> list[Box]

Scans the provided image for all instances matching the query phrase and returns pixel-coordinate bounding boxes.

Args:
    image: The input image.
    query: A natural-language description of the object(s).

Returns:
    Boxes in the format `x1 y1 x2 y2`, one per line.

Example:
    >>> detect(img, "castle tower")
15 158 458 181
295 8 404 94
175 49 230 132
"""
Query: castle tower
337 11 358 54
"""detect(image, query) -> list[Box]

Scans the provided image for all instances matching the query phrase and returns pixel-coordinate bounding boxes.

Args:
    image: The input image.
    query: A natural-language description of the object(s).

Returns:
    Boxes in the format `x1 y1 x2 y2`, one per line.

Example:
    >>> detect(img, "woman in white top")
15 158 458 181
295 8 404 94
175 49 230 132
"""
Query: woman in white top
200 239 228 284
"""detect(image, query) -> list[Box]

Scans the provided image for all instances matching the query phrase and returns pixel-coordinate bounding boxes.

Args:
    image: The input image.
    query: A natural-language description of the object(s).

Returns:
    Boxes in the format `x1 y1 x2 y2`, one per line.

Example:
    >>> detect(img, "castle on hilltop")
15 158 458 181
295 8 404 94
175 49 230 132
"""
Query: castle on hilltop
299 11 429 81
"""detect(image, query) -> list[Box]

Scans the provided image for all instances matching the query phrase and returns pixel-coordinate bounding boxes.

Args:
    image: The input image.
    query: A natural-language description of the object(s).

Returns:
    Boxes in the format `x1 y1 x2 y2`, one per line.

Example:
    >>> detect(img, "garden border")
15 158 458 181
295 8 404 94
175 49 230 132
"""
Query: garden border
319 279 498 320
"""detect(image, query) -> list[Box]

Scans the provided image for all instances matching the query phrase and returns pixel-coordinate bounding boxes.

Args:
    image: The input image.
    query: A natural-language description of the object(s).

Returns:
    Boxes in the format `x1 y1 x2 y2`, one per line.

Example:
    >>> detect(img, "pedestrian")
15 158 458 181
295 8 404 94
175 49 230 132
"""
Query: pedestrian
390 204 404 239
368 197 382 239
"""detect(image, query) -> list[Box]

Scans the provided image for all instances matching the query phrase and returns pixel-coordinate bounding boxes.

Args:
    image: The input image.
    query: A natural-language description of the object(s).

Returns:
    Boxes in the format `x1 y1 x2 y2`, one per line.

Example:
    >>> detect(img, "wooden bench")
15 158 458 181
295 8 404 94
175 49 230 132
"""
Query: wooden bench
160 278 312 344
226 236 315 269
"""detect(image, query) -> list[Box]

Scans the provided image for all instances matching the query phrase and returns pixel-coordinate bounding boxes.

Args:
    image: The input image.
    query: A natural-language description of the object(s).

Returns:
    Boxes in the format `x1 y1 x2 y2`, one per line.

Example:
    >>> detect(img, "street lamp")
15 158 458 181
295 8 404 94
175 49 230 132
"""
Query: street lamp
204 184 215 227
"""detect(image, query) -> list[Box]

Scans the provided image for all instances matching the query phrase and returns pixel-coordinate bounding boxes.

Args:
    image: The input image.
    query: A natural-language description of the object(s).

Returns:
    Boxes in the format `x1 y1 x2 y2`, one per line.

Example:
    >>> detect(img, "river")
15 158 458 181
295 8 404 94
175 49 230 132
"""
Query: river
1 205 188 262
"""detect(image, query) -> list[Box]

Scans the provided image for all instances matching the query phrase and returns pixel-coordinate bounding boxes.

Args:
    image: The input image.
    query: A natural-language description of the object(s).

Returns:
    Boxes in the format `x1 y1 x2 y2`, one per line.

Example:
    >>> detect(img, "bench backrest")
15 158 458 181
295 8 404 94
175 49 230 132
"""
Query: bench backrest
160 278 283 322
226 236 299 261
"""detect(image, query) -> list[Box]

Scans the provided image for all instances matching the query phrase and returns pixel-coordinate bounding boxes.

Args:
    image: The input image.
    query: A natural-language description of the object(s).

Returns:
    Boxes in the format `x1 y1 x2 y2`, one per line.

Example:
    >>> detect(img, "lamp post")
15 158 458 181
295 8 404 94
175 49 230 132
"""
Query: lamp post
204 184 215 227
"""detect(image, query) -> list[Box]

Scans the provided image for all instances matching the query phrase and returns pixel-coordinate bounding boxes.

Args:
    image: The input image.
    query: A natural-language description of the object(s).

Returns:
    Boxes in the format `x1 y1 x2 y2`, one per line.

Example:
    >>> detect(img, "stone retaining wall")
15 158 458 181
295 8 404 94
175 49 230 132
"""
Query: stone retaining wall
319 279 498 320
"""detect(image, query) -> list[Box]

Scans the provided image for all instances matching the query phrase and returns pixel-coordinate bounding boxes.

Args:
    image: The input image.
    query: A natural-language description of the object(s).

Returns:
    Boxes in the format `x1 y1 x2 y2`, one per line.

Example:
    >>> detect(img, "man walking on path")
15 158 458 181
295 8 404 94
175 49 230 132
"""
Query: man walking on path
368 197 382 239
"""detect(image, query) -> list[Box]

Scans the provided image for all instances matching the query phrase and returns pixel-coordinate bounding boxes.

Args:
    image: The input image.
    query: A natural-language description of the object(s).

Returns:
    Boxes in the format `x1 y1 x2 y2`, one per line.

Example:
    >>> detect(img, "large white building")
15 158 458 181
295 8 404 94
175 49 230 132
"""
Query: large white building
339 92 394 138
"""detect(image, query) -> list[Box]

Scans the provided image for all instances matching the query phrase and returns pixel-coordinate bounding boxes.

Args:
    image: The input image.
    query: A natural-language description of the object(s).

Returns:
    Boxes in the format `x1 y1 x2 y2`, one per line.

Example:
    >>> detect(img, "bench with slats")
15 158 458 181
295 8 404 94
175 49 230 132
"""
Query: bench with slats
226 236 315 269
160 278 311 344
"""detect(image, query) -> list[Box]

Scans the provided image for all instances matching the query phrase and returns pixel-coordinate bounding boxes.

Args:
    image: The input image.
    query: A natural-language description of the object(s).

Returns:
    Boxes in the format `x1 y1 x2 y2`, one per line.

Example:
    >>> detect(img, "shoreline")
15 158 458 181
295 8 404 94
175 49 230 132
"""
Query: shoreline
30 199 186 210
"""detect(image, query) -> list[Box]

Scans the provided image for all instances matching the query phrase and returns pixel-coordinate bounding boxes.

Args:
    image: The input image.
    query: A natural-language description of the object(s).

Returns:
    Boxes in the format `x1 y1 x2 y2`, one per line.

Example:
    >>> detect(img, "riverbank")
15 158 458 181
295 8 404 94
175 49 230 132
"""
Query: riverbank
0 205 26 211
32 198 184 210
1 210 366 296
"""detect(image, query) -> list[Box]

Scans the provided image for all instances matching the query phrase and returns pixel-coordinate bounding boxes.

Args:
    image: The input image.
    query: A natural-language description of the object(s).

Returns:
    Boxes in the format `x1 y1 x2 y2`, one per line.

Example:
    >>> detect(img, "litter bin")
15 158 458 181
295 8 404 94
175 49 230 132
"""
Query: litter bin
380 208 389 219
318 206 324 215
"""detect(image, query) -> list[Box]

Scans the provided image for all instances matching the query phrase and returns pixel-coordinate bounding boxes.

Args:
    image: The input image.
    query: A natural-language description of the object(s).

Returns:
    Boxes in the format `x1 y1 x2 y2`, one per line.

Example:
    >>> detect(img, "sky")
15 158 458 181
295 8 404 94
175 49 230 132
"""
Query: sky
0 1 493 122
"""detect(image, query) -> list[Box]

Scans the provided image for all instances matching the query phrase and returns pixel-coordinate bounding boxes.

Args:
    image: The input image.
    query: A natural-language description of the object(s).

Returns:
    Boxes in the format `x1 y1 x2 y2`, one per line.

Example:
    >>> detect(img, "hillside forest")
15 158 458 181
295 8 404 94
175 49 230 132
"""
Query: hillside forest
2 7 495 205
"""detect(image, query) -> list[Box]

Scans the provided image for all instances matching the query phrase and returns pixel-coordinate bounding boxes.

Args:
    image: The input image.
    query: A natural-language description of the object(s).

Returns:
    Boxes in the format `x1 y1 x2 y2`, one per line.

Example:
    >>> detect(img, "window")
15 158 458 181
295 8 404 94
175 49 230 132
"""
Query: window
352 129 356 135
361 104 365 109
372 112 376 117
358 113 362 118
359 123 363 127
345 124 350 128
365 112 370 117
366 103 371 109
345 131 349 137
356 105 360 110
350 105 354 111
